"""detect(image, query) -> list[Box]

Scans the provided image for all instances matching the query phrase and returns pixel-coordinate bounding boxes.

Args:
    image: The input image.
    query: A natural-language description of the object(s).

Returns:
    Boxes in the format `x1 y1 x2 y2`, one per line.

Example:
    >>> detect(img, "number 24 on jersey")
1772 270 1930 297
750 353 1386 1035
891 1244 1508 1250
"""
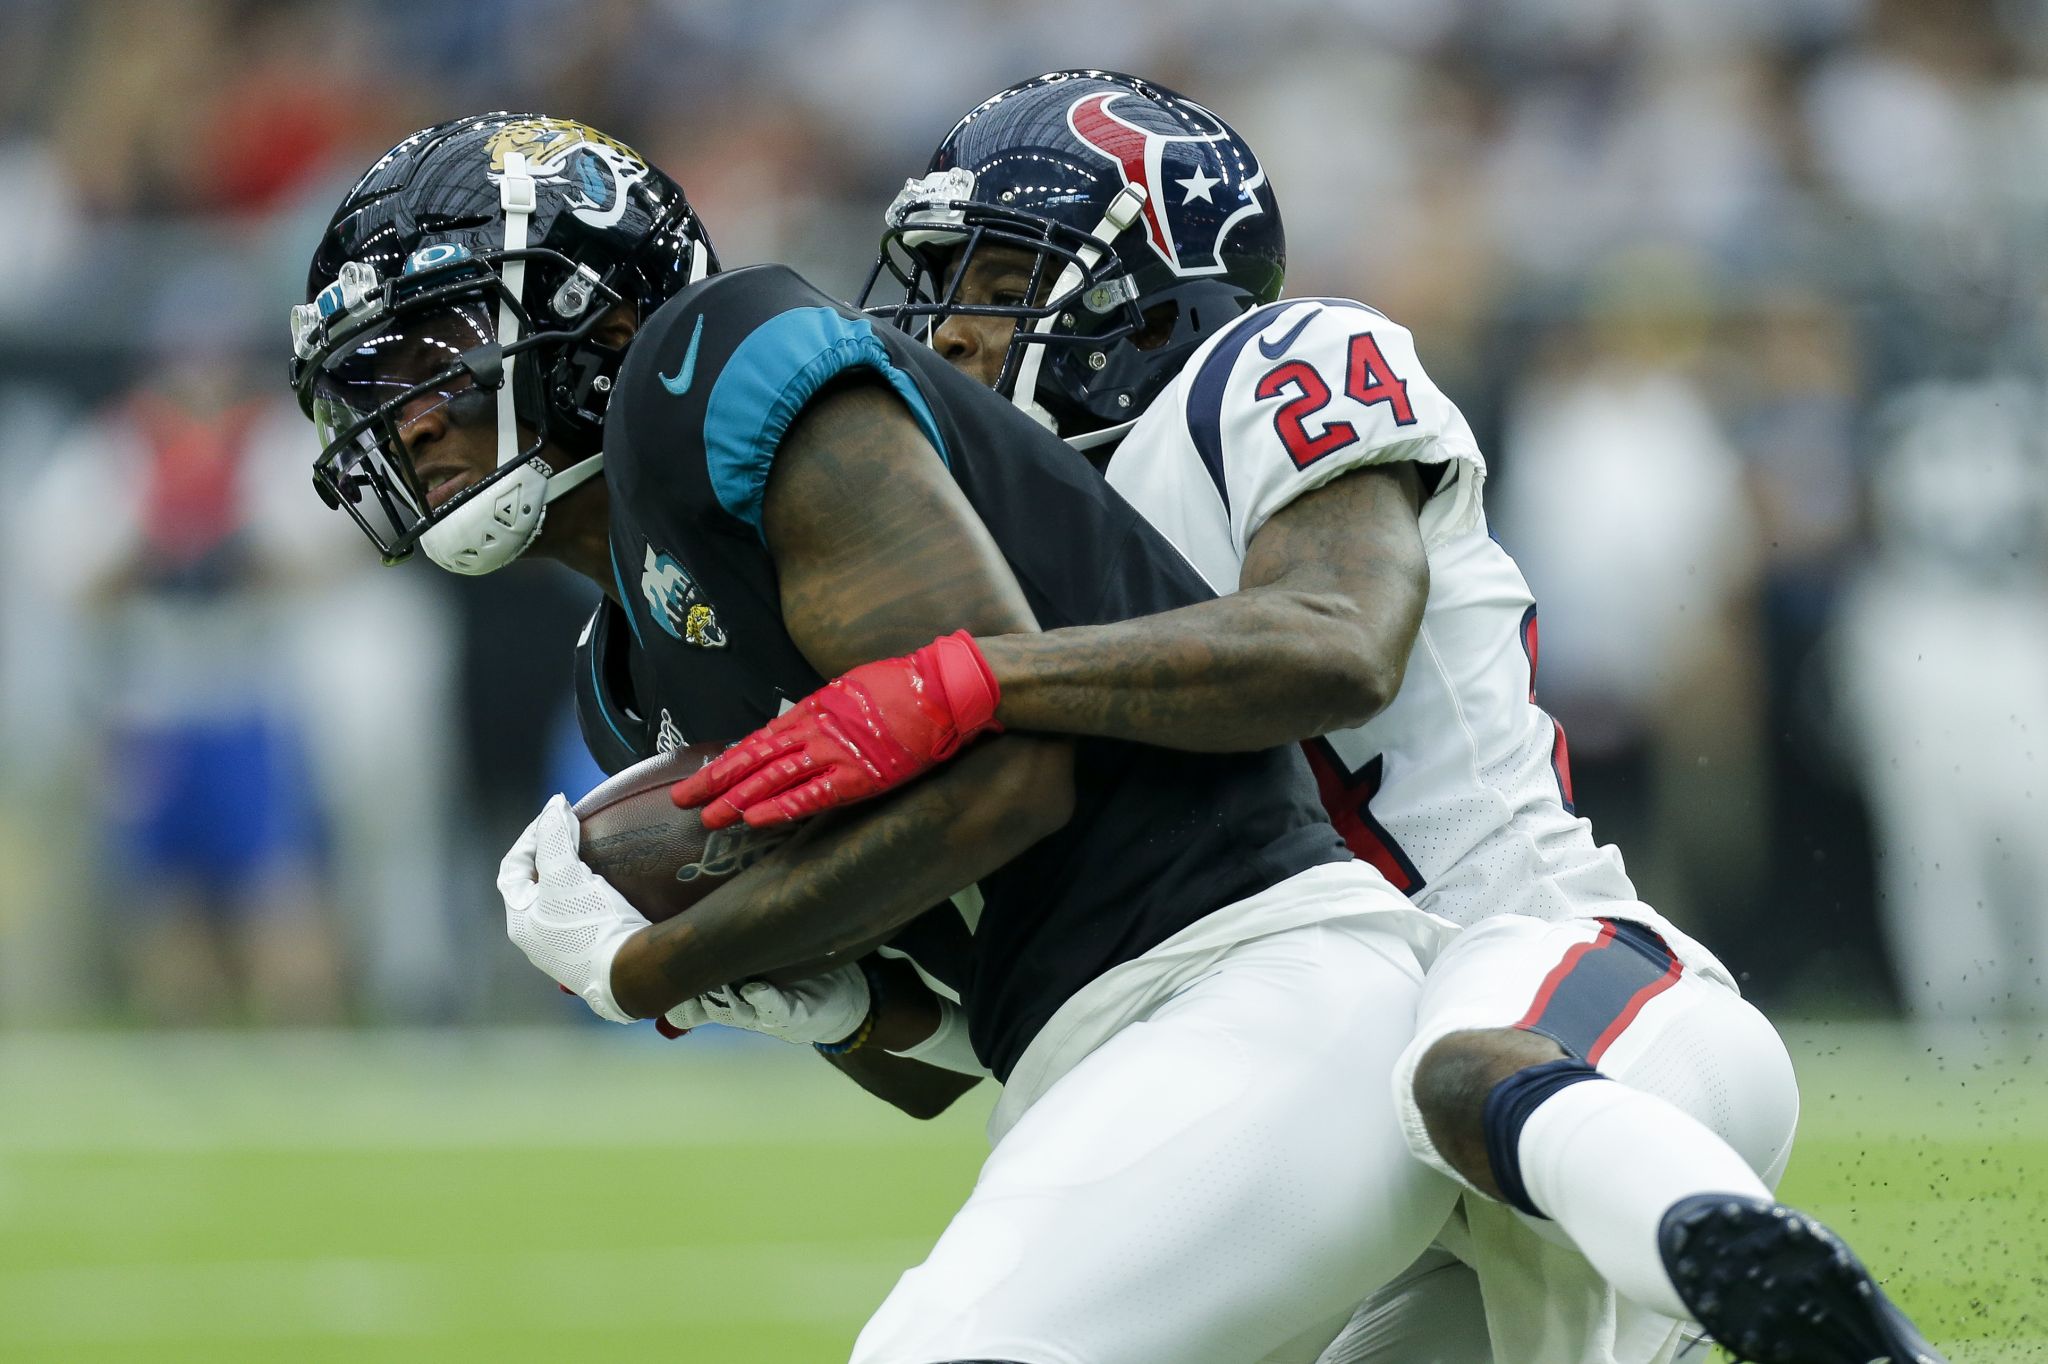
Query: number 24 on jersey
1254 330 1417 469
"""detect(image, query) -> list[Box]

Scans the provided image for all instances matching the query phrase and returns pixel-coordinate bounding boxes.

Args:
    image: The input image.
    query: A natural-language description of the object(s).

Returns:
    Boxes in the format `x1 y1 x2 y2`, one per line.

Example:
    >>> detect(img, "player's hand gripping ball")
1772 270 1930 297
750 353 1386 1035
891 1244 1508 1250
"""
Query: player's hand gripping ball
670 630 1003 829
497 794 651 1023
563 745 860 996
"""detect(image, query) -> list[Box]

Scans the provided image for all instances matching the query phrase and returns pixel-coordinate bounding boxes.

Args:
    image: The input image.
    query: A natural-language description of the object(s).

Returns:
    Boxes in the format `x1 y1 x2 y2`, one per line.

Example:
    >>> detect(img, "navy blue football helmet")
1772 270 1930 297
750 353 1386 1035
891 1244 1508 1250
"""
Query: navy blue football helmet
859 70 1285 442
289 113 715 572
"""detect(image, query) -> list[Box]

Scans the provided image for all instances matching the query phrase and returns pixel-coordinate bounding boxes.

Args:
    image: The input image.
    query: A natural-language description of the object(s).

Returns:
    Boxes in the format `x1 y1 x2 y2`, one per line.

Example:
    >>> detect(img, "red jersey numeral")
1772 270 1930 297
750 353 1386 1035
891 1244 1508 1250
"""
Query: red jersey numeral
1254 330 1418 469
1255 361 1356 468
1345 331 1416 426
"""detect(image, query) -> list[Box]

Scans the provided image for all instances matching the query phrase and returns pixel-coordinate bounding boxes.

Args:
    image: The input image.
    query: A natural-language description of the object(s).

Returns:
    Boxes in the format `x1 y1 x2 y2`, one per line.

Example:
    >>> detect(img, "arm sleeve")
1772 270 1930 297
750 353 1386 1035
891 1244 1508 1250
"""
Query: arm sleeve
1203 300 1488 554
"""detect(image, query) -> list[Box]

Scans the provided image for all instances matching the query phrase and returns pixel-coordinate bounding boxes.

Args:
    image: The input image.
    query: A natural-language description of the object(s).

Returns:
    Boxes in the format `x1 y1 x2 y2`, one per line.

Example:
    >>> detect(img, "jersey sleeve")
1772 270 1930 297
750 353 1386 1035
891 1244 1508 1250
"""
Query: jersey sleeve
612 265 951 542
1194 299 1487 554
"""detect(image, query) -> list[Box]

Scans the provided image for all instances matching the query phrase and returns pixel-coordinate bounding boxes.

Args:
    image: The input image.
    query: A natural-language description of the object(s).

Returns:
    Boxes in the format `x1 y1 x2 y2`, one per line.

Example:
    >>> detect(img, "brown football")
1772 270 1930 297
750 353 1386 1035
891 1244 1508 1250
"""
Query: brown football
572 744 790 925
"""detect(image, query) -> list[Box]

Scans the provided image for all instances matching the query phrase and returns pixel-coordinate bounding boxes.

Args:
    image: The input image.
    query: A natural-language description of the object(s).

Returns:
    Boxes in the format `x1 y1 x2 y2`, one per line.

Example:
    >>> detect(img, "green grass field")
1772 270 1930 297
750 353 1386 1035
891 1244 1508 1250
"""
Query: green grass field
1 1023 2040 1362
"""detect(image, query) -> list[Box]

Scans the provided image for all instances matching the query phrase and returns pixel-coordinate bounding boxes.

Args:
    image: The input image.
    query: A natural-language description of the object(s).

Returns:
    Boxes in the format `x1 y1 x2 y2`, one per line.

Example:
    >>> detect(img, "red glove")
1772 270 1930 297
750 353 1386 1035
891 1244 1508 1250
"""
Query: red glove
671 630 1003 830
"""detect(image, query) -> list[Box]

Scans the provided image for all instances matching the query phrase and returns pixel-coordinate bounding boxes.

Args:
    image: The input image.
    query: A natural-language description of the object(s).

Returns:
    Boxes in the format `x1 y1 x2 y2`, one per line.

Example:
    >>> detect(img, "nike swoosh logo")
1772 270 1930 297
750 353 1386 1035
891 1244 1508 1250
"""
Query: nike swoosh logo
1257 307 1321 359
659 315 705 395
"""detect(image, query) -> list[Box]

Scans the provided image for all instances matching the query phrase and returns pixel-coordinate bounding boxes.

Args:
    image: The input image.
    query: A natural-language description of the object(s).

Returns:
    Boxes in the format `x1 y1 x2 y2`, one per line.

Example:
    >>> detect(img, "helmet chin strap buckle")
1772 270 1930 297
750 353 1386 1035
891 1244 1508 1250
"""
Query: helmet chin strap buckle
550 264 601 320
1100 183 1146 235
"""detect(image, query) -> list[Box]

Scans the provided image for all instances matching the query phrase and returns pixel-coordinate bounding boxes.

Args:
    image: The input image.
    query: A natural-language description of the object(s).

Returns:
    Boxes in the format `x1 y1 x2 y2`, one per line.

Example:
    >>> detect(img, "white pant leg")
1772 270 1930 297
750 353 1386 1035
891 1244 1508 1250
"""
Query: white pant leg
851 916 1461 1364
1313 1245 1493 1364
1386 913 1801 1364
1392 913 1798 1191
1589 946 1800 1190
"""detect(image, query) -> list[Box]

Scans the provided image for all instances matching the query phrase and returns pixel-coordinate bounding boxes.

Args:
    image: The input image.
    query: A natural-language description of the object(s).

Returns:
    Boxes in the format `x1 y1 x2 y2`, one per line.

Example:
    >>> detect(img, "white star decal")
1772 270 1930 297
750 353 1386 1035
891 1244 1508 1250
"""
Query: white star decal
1176 168 1221 204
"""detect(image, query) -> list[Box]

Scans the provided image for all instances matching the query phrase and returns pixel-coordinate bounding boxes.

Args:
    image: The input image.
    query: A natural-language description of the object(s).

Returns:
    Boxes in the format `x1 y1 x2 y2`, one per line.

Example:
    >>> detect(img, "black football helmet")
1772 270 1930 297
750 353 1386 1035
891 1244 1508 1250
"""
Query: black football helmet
859 70 1284 444
289 113 715 572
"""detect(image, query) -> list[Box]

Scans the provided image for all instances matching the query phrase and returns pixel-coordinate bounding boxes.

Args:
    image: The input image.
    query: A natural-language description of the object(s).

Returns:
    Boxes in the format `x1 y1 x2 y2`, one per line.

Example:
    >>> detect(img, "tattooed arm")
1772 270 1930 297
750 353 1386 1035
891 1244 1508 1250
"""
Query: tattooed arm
976 461 1430 751
608 381 1074 1018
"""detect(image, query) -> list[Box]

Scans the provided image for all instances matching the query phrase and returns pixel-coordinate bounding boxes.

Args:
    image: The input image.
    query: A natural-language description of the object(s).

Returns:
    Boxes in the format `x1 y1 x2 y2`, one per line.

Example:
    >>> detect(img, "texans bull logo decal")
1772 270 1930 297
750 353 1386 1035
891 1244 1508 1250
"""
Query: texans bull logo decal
1066 91 1268 277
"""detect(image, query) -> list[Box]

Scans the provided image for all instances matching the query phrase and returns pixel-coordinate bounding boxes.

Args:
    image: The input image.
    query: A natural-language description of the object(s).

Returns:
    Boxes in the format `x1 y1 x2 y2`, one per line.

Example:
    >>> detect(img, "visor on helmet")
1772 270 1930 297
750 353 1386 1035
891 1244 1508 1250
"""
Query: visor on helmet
304 294 546 563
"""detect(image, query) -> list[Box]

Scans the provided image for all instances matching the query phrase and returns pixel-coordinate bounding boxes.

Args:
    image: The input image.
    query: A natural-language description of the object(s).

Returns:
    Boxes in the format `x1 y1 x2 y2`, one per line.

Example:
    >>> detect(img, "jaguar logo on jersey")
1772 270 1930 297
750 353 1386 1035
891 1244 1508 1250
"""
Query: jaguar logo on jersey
1066 91 1268 278
484 118 648 230
640 545 727 648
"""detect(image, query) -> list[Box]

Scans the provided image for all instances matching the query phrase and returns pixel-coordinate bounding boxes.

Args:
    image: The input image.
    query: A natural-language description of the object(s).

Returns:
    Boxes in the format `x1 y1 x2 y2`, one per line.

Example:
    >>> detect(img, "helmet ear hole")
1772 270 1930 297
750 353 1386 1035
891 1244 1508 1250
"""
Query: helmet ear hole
1134 301 1178 351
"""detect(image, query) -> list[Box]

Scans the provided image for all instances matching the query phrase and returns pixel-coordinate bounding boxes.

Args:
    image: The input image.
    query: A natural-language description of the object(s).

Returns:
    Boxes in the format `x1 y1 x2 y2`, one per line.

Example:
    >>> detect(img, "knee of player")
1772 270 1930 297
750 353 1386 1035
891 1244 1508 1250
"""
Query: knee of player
1413 1028 1569 1139
1414 1028 1567 1114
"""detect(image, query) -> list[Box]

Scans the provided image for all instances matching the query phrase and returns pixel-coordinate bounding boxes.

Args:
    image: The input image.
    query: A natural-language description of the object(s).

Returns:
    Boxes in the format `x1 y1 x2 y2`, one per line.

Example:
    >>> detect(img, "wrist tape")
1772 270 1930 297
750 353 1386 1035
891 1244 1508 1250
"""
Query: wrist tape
925 631 1003 755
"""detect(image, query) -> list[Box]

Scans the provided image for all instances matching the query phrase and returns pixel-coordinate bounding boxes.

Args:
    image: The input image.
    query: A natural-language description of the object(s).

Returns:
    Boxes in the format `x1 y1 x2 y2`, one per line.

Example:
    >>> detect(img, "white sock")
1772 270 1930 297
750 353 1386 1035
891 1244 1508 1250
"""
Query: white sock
1517 1077 1770 1319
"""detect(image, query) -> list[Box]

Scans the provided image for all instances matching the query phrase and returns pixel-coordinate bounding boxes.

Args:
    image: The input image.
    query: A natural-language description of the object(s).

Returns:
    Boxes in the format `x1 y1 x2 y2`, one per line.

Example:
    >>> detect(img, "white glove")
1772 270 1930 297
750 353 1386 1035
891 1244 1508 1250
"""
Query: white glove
498 794 649 1023
662 965 871 1046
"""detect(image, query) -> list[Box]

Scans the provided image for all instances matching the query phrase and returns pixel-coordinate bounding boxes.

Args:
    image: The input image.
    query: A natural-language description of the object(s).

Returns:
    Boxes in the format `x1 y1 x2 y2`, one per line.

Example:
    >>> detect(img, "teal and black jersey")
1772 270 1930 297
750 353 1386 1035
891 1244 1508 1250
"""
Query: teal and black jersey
573 264 1347 1080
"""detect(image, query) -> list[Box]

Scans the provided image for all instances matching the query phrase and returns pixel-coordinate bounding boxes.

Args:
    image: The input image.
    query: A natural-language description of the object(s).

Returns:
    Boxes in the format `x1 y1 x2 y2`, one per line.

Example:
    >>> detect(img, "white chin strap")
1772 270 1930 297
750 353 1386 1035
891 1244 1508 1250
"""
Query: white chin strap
1066 418 1137 453
423 152 606 576
686 227 712 285
1007 183 1147 435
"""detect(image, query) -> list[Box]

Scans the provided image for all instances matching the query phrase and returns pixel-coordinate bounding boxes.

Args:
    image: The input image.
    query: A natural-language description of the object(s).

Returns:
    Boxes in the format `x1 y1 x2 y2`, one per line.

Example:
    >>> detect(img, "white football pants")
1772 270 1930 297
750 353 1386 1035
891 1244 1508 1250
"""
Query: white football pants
850 912 1460 1364
1341 911 1801 1364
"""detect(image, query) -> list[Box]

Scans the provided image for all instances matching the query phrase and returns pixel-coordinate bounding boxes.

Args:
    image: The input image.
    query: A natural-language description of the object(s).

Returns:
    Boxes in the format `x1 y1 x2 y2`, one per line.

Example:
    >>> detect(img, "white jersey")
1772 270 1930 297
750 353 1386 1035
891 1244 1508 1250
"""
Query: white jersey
1104 297 1649 932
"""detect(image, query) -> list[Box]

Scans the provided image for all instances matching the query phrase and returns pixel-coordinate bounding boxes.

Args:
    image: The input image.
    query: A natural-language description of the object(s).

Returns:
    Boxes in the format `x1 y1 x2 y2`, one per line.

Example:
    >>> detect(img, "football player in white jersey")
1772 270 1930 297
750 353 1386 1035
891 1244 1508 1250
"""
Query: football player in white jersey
674 71 1946 1364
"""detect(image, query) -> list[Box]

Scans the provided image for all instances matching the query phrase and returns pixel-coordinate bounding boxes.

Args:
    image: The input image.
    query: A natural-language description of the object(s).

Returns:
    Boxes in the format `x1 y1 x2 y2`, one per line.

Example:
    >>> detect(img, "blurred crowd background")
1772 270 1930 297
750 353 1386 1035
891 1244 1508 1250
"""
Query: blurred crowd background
1 0 2043 1032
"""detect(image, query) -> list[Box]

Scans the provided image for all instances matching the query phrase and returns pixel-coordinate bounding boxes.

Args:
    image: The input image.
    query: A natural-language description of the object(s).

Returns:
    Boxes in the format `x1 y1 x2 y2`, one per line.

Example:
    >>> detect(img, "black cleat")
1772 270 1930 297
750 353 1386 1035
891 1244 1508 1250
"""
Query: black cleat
1659 1194 1948 1364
